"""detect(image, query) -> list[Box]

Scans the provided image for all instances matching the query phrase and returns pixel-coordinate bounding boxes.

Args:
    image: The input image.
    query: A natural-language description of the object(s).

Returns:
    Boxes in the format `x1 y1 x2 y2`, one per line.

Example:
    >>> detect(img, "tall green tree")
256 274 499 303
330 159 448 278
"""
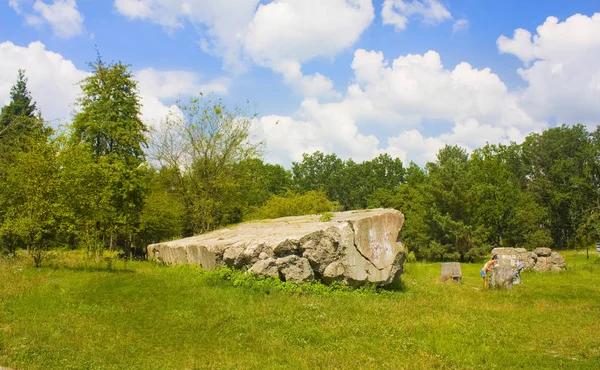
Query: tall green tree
0 69 45 157
292 151 345 202
522 124 595 249
0 69 38 138
425 145 480 261
151 95 263 235
0 70 50 257
67 57 149 257
470 143 548 249
0 131 60 265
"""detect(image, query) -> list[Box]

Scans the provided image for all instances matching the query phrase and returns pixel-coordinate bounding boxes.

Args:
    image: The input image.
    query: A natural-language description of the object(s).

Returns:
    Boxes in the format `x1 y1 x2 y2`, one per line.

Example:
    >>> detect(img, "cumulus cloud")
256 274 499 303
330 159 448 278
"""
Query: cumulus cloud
134 68 229 127
252 46 545 166
114 0 261 72
135 68 229 99
349 48 539 130
114 0 374 98
0 41 220 129
244 0 374 64
0 41 87 125
498 13 600 126
10 0 85 38
259 11 600 167
243 0 374 98
382 0 452 31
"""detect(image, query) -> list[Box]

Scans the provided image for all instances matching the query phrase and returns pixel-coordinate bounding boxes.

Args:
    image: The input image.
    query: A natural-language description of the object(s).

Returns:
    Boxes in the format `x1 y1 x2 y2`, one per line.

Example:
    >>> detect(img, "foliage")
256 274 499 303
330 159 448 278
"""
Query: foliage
522 124 595 249
292 152 404 210
66 56 149 258
0 69 40 145
246 190 340 220
151 95 264 235
0 70 53 261
0 131 59 266
3 62 600 264
138 168 186 246
319 212 334 222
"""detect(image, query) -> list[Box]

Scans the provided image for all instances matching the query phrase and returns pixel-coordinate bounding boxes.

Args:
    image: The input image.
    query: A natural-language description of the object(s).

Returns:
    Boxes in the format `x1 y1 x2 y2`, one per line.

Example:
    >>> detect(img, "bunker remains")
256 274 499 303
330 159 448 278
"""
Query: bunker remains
491 247 566 272
148 209 406 286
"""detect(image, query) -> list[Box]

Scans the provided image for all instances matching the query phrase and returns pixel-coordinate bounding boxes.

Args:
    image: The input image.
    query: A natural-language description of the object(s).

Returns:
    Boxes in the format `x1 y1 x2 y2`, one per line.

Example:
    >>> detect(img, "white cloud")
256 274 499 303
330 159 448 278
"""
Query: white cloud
252 47 546 166
114 0 261 72
0 41 214 129
251 115 325 165
258 10 600 167
10 0 85 38
242 0 373 99
135 68 229 99
382 0 452 31
452 18 468 33
349 48 539 129
0 41 87 125
9 0 22 13
134 68 229 127
114 0 374 98
251 108 381 166
498 13 600 126
385 129 445 164
243 0 374 98
244 0 374 65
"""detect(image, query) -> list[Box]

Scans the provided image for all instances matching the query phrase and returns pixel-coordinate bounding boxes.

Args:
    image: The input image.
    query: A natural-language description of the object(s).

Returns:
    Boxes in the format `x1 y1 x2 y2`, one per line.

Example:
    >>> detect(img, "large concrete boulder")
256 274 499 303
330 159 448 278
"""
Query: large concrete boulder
440 262 462 283
490 265 514 290
148 209 406 286
490 247 566 272
535 252 566 272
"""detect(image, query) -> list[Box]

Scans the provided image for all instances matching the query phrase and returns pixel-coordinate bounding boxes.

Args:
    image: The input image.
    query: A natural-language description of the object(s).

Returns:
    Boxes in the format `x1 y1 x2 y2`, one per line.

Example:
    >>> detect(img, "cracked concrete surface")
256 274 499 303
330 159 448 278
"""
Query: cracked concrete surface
148 209 405 286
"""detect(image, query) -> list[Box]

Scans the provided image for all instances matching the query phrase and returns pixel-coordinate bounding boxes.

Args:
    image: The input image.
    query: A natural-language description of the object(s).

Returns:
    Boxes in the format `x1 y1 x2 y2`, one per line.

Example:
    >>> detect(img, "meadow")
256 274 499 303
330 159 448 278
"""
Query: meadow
1 251 599 370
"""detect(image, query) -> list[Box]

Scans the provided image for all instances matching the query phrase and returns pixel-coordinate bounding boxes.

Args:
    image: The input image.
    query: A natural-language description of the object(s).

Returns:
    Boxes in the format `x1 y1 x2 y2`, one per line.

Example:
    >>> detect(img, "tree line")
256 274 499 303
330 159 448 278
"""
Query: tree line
1 60 599 265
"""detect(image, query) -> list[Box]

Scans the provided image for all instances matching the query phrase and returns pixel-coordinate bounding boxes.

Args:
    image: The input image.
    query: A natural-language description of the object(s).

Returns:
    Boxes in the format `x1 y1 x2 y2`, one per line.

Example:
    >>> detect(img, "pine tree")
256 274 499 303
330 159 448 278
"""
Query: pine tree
3 69 37 117
0 69 41 143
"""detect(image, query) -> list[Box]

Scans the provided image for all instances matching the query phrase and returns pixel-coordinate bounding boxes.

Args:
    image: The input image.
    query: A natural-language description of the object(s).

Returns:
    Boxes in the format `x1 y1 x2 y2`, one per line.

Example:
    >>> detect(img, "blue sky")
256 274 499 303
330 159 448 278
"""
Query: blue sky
1 0 600 166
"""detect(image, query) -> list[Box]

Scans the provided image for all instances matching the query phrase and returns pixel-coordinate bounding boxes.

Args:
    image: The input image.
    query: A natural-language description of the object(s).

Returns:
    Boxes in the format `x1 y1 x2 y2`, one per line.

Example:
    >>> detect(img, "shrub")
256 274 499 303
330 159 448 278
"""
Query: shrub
246 190 339 220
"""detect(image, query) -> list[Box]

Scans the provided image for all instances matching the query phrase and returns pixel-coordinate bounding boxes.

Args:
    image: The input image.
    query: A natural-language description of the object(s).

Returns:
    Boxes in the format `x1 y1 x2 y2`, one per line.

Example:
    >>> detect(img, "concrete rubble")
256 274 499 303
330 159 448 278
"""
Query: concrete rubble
491 247 566 272
148 209 406 286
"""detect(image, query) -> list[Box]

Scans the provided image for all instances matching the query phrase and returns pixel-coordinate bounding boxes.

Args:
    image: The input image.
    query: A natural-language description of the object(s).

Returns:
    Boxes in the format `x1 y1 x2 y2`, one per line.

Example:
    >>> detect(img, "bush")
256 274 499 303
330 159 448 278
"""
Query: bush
319 212 334 222
246 190 339 220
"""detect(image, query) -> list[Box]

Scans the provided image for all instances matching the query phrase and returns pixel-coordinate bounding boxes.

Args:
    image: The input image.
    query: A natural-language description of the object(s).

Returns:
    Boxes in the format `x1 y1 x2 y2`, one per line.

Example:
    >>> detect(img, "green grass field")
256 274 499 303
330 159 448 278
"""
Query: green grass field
1 251 599 369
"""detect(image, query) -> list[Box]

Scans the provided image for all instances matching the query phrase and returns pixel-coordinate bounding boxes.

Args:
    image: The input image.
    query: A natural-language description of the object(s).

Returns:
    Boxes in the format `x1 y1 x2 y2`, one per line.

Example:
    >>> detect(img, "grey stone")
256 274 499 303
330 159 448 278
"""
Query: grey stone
148 208 405 286
490 265 514 289
248 258 279 278
258 252 271 260
491 247 565 272
300 228 344 275
276 255 314 283
491 247 537 270
222 244 245 268
322 261 347 283
534 247 552 257
440 262 462 283
549 252 566 271
273 239 300 257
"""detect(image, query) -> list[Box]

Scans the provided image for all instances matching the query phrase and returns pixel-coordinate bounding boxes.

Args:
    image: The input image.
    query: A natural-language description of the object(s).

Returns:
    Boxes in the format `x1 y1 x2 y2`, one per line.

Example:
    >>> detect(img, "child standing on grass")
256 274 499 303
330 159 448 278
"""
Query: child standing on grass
480 255 498 289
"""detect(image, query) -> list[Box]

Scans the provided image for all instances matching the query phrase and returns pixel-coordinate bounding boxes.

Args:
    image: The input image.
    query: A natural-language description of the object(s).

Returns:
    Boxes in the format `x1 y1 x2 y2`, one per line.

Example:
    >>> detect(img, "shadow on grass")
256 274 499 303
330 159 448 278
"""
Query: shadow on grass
380 277 407 292
44 265 136 274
